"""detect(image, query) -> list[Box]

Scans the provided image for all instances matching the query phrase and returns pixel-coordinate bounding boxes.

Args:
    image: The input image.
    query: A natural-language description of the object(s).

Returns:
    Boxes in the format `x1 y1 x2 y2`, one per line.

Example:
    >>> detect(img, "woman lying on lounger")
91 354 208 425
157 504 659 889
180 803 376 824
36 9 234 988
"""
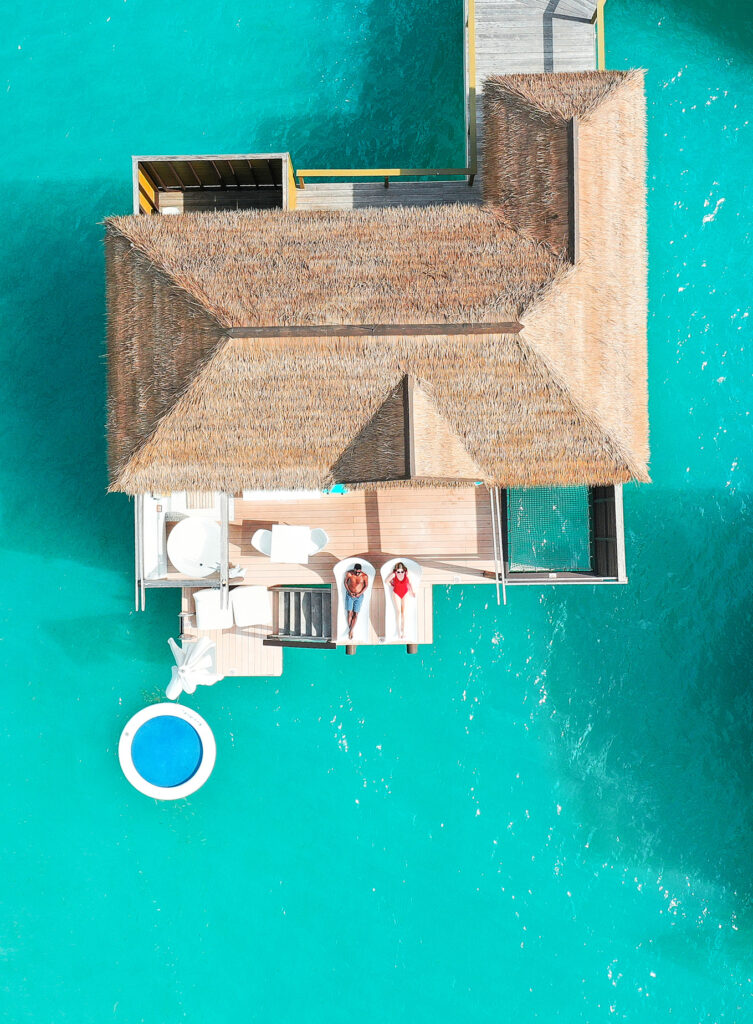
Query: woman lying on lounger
386 562 415 639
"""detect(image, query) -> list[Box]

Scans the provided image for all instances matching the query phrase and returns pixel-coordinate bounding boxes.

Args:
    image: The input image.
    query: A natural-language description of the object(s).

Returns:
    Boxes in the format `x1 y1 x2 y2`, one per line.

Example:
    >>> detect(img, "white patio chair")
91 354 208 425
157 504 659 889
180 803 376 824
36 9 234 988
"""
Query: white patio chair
193 589 233 631
251 529 272 555
307 528 329 555
231 586 272 627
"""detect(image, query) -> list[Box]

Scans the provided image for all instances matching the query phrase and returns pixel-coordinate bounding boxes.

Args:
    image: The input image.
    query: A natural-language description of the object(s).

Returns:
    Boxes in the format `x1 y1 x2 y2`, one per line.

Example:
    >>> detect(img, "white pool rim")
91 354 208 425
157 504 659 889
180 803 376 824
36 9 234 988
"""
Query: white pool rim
118 702 216 800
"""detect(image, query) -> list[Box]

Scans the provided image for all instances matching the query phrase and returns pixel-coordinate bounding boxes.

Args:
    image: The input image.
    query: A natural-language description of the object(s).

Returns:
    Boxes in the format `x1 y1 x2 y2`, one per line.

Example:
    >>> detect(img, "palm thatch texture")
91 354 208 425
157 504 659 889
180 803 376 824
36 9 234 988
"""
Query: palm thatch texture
483 70 644 252
106 204 564 327
105 71 649 494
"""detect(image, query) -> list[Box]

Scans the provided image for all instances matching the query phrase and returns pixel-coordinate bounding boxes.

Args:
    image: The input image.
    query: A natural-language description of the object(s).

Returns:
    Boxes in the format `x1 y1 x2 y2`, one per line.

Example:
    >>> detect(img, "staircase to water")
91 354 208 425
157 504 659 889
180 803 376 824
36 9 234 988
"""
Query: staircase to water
264 586 335 649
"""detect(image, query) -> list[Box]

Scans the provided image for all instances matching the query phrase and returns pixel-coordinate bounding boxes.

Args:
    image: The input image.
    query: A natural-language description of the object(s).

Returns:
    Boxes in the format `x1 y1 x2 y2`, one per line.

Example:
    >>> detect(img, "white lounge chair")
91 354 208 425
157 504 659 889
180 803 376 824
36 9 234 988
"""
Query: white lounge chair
332 557 376 645
251 528 272 555
380 557 423 644
307 528 329 555
230 586 272 627
193 589 233 631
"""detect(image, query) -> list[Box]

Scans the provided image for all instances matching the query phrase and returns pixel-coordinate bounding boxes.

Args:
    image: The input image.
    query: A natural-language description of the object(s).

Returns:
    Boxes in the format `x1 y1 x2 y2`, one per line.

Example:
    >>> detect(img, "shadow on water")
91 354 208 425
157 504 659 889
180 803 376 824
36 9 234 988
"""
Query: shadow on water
544 485 753 903
252 0 465 168
655 0 753 60
0 182 133 576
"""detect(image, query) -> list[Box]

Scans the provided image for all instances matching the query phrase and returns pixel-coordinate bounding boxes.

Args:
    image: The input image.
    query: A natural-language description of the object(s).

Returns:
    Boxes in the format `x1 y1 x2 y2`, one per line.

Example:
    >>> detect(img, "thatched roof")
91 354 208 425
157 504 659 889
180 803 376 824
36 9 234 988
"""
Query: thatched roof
483 70 649 480
105 70 649 494
105 205 565 327
483 69 645 251
112 333 642 494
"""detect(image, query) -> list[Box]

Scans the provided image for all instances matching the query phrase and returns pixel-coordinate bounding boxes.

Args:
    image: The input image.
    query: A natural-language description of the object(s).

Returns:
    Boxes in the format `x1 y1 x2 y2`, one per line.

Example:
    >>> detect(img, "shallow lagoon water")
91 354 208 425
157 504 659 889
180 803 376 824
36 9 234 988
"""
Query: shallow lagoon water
2 0 753 1020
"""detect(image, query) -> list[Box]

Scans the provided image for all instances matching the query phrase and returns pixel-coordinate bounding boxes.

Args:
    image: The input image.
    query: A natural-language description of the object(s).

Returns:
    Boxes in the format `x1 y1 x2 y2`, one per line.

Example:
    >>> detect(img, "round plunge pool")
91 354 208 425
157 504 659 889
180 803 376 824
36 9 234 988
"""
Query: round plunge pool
118 704 216 800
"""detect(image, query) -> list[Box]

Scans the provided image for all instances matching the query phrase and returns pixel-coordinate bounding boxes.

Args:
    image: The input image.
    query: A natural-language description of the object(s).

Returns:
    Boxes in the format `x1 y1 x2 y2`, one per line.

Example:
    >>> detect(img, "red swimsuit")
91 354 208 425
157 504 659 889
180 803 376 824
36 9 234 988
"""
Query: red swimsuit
391 572 409 598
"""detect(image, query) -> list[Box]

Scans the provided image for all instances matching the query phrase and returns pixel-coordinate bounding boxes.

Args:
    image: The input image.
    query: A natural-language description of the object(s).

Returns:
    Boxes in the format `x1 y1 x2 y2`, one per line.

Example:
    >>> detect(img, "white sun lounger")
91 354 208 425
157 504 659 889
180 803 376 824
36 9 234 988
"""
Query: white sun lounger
380 557 423 644
333 557 376 645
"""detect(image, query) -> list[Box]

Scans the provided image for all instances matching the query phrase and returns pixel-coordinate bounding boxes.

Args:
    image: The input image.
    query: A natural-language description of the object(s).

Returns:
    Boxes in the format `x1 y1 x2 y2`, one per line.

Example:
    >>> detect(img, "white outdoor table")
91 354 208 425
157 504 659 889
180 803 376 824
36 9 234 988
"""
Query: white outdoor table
269 524 311 564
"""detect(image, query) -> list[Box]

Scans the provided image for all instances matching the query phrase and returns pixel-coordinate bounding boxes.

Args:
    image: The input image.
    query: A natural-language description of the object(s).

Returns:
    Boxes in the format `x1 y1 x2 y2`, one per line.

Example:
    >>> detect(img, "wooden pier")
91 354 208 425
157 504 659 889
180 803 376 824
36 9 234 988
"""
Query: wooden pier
295 0 598 211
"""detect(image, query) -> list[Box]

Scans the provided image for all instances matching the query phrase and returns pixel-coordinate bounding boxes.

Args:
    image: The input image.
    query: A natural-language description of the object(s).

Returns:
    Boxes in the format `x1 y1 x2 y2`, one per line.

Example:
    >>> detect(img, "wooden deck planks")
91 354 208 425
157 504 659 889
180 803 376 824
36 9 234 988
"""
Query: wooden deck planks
181 588 283 677
164 488 497 588
295 180 481 211
226 487 496 588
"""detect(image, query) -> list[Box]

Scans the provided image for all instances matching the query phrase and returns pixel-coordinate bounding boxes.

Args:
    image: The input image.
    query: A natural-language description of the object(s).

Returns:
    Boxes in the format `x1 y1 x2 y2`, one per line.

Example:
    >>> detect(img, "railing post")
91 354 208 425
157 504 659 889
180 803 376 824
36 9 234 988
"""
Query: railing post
596 0 606 70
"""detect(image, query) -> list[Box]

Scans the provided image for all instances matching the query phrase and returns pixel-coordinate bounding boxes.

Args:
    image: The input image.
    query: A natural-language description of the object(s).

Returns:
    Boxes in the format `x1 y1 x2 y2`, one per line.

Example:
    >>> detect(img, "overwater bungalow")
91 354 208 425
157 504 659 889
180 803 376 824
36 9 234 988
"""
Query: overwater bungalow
105 6 648 678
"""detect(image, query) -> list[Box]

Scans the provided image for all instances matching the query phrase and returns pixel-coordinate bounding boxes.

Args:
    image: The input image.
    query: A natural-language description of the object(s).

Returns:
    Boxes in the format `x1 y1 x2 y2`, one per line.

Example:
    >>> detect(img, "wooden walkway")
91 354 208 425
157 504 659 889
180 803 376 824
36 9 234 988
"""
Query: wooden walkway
295 0 596 211
295 180 479 211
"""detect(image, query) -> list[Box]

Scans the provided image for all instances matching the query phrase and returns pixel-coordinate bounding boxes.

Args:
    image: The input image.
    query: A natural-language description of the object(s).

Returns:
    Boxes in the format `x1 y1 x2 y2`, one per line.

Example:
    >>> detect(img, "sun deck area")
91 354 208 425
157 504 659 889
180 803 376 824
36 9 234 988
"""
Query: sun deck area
167 488 496 589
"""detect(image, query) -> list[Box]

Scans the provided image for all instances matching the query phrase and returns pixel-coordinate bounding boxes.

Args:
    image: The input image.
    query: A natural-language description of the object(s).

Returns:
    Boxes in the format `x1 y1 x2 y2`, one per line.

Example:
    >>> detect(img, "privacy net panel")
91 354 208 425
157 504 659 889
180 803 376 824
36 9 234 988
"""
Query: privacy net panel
506 487 592 572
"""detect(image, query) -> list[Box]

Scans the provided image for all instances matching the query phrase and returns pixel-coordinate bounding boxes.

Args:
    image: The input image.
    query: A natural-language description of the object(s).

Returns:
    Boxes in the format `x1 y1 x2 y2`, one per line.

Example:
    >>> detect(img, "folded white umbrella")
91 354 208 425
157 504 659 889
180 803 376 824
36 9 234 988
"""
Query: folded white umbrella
166 636 221 700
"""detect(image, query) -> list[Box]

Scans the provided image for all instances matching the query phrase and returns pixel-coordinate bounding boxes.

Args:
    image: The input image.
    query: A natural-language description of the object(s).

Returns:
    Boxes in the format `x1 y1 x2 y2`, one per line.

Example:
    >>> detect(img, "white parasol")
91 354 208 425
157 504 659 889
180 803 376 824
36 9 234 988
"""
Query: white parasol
165 637 222 700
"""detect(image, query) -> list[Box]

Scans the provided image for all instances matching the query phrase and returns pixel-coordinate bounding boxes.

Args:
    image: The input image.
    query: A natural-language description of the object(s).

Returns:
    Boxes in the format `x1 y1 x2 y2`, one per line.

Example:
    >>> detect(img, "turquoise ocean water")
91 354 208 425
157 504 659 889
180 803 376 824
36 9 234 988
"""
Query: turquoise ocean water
2 1 753 1019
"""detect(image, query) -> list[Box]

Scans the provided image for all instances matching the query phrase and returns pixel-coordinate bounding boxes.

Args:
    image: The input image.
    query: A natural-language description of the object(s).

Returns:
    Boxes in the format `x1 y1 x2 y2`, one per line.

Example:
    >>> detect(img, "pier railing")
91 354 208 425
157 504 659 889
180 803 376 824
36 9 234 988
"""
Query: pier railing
591 0 607 70
293 0 478 191
294 167 475 188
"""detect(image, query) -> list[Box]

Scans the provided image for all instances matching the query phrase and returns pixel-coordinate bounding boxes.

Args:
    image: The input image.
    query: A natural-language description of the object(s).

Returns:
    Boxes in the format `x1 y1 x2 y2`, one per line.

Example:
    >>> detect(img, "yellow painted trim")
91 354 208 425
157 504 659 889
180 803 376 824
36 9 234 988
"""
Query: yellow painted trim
138 168 158 212
596 0 606 70
286 155 297 210
295 167 470 179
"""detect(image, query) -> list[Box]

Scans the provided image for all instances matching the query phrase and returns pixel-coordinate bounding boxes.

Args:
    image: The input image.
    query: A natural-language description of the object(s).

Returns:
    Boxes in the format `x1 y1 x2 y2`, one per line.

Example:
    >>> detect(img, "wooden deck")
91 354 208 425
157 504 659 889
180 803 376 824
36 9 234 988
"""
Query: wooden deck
168 488 489 677
165 487 496 588
181 589 283 677
295 0 596 211
295 179 480 211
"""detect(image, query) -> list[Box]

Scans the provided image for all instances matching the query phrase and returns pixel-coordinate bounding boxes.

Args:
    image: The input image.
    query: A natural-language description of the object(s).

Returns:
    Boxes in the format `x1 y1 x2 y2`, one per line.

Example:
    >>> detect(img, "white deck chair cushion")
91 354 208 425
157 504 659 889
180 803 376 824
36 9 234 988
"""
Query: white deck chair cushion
231 586 272 627
193 589 233 631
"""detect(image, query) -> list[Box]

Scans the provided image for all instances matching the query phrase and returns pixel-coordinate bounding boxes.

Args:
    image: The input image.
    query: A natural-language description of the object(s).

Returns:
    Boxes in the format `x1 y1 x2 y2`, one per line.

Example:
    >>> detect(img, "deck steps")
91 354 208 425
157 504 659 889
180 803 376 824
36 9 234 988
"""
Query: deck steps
268 587 334 648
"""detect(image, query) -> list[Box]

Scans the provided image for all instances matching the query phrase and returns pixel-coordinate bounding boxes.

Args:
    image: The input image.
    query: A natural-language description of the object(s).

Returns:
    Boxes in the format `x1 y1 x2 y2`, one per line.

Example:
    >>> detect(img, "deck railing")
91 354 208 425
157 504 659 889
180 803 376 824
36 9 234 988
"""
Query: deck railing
591 0 607 70
294 167 475 189
294 0 477 191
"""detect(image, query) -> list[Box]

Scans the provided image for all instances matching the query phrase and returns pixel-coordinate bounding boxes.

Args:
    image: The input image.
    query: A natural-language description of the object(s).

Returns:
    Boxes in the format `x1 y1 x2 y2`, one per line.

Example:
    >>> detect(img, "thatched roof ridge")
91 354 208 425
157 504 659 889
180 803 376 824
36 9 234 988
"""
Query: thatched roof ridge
104 205 567 327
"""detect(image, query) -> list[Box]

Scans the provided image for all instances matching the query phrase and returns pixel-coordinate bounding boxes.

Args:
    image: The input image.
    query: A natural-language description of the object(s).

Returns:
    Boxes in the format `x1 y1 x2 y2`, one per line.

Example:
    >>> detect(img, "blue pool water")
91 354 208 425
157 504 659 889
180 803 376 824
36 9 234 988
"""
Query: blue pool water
2 0 753 1021
130 717 203 788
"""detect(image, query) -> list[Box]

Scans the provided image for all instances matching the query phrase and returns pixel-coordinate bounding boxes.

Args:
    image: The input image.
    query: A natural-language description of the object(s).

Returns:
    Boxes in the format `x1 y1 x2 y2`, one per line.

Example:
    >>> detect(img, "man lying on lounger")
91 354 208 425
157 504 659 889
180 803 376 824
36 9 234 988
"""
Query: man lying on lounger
344 563 369 640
